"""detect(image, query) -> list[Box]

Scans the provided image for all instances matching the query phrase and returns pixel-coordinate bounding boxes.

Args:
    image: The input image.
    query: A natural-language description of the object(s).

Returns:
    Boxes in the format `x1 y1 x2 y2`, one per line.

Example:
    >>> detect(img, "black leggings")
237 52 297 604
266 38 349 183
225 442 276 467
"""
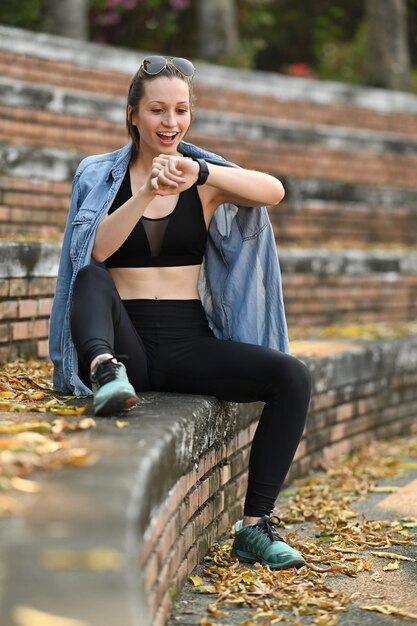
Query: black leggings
70 265 311 517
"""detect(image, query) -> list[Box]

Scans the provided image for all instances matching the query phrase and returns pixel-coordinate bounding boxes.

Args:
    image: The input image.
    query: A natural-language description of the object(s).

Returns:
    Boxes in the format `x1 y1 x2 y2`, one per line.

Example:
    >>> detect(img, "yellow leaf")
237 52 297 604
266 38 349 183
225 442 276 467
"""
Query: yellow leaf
398 462 417 469
12 606 91 626
41 548 127 571
0 421 51 434
116 420 129 428
49 406 86 416
9 476 41 493
78 418 96 430
360 604 417 620
371 551 416 562
383 560 399 571
189 575 203 586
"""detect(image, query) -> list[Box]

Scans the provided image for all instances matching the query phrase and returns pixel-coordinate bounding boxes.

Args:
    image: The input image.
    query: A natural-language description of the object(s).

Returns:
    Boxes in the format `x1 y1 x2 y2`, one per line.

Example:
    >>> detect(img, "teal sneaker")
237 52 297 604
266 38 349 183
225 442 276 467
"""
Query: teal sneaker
232 515 306 570
90 358 139 417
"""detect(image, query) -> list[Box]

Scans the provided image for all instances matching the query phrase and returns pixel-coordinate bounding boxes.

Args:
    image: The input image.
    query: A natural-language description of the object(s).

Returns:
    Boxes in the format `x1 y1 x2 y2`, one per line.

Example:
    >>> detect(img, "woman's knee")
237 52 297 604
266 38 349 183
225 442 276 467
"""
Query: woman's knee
269 353 311 402
73 264 114 294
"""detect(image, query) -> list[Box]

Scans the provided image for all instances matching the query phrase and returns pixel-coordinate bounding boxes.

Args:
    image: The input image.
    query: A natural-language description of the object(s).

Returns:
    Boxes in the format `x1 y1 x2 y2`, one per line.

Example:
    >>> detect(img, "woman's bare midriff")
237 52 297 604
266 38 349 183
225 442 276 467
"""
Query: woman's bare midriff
108 265 202 300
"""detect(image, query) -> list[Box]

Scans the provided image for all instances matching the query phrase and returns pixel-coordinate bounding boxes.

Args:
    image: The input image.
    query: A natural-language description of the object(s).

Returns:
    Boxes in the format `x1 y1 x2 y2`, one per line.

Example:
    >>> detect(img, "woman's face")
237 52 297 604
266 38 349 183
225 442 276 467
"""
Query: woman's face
131 76 192 155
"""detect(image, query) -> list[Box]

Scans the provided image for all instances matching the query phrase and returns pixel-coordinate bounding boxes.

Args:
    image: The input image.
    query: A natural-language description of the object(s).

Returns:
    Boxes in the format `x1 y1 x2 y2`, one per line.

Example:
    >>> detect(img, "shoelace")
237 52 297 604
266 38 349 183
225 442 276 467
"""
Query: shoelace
92 358 121 386
256 515 284 542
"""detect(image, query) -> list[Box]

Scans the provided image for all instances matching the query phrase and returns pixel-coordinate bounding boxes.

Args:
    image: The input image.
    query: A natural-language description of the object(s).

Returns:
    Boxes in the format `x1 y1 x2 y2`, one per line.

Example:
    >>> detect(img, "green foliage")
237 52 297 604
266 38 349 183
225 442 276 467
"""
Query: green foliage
1 0 417 90
0 0 45 29
89 0 193 55
315 21 367 84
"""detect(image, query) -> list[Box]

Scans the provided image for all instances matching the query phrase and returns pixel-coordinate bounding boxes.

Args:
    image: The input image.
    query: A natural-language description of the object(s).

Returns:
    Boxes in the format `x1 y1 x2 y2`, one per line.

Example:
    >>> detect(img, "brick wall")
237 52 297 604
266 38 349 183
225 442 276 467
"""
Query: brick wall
0 242 59 363
2 244 417 364
1 29 417 246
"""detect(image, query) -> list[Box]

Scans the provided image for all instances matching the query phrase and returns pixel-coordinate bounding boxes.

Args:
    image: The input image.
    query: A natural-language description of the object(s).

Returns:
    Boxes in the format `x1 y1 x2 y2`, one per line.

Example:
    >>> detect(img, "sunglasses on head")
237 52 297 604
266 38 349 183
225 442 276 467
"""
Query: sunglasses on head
141 55 195 78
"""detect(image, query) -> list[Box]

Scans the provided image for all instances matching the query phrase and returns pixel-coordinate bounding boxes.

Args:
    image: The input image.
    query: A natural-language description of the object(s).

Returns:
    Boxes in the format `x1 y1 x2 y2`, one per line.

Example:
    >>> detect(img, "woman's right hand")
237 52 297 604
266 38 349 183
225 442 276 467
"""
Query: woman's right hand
142 154 198 196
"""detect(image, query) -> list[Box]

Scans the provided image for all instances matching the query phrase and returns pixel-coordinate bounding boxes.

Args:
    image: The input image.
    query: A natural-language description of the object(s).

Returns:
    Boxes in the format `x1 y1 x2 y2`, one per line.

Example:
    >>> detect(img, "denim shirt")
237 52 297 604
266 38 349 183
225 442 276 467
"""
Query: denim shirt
49 141 290 395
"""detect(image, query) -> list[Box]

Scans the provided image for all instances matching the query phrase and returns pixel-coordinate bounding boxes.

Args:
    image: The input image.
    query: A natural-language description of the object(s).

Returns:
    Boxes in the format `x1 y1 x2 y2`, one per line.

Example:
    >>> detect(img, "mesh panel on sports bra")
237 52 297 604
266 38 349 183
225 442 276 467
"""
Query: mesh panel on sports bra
105 167 207 268
141 216 170 257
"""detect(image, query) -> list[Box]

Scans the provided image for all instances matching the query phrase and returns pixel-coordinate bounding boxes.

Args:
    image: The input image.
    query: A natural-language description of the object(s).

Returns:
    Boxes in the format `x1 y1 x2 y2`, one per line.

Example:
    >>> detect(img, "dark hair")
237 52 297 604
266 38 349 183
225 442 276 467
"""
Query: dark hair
126 64 194 157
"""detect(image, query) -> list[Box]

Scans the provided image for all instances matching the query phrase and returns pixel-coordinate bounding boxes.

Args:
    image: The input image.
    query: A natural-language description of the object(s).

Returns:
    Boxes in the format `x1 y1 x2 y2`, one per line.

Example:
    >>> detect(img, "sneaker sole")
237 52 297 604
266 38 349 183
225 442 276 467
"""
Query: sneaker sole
94 391 139 417
231 547 305 570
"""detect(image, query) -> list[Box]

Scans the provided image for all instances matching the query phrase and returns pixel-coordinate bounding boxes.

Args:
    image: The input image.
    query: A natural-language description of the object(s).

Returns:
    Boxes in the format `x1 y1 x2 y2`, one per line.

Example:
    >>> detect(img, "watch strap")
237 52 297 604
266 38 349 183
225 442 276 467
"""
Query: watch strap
192 158 209 185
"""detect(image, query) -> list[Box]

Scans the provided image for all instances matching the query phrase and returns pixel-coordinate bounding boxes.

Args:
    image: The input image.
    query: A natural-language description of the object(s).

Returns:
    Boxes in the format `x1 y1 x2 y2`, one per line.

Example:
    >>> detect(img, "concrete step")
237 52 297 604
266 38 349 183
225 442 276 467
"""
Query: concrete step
3 76 417 158
2 149 416 246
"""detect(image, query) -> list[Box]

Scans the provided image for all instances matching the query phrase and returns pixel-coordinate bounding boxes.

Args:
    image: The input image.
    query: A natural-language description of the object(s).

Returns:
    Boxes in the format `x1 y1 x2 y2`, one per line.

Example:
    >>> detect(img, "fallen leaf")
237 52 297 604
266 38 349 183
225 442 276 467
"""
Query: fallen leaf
207 603 228 617
9 476 41 493
360 604 417 620
116 420 129 428
41 548 127 571
12 606 91 626
370 572 383 582
371 551 416 562
382 560 400 571
189 575 203 586
78 418 96 430
0 421 51 434
49 406 86 416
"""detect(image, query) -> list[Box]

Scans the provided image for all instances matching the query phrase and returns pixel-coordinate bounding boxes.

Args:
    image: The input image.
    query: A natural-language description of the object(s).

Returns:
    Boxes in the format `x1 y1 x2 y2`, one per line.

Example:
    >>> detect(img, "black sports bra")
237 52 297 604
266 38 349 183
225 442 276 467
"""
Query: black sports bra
105 169 208 268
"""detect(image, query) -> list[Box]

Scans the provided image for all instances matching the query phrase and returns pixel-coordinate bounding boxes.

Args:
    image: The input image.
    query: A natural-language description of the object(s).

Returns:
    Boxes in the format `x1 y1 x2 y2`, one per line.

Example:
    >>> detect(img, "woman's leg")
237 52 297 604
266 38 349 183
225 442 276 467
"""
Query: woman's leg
70 265 150 413
155 336 311 517
153 335 311 569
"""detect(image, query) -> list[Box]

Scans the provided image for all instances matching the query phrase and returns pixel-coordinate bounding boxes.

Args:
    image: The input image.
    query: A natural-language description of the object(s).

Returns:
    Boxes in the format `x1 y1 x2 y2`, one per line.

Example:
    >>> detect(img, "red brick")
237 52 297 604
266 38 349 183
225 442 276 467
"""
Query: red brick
9 279 27 297
0 280 9 297
197 477 210 508
0 300 18 319
12 320 29 340
37 339 49 358
18 299 38 319
0 322 10 342
28 277 56 296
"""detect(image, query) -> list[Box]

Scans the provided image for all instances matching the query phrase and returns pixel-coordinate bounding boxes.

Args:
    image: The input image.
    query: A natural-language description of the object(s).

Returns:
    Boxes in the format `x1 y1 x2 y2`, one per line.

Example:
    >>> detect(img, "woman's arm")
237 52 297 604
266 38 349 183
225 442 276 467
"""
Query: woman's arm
203 162 285 207
152 155 285 208
92 187 155 262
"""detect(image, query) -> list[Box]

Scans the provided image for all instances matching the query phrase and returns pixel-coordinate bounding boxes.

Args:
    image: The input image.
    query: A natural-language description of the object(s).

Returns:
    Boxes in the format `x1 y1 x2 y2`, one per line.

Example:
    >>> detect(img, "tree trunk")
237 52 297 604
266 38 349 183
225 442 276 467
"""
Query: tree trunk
44 0 88 41
363 0 411 91
196 0 239 60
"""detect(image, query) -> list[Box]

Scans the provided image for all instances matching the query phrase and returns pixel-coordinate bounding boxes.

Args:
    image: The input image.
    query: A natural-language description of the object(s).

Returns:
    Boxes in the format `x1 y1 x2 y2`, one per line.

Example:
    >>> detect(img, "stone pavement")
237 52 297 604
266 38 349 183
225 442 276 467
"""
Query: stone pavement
168 439 417 626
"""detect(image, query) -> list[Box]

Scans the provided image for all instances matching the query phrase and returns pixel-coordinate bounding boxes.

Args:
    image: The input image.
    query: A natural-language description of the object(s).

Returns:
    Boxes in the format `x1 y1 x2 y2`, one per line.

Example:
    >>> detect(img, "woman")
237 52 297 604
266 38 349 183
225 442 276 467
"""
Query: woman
49 56 311 570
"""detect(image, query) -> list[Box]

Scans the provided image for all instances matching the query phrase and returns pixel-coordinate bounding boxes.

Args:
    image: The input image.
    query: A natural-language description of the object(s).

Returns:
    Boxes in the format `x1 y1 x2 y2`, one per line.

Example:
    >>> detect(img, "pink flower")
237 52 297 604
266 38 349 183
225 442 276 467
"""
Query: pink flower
169 0 191 8
284 63 316 79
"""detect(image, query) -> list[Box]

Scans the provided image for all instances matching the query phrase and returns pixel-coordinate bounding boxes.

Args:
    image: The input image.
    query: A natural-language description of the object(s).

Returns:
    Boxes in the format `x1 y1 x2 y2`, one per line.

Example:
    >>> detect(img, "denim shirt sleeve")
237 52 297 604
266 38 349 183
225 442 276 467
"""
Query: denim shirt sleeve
49 147 130 395
49 168 83 391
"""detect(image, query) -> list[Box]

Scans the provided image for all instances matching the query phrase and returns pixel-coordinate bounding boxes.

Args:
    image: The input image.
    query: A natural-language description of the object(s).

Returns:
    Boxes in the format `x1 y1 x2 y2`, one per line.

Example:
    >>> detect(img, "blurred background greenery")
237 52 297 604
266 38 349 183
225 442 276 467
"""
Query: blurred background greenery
2 0 417 92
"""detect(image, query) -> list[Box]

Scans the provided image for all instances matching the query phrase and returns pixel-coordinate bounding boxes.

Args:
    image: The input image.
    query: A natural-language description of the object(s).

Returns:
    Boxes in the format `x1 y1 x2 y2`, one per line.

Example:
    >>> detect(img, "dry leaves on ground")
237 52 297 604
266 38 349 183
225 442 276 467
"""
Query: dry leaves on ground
0 358 89 415
192 437 417 626
289 320 417 342
0 359 98 516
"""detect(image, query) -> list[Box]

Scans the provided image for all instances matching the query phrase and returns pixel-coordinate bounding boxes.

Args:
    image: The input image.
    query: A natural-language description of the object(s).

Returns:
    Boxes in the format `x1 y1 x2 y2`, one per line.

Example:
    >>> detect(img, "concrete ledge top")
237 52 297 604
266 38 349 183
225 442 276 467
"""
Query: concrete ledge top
1 26 417 115
1 241 417 279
